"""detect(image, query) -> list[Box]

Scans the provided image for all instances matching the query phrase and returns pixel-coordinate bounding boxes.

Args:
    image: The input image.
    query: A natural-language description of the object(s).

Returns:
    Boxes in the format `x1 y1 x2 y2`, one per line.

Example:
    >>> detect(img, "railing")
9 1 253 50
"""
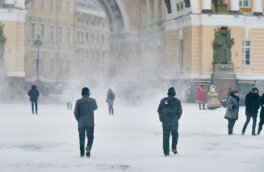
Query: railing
239 8 252 14
243 65 252 74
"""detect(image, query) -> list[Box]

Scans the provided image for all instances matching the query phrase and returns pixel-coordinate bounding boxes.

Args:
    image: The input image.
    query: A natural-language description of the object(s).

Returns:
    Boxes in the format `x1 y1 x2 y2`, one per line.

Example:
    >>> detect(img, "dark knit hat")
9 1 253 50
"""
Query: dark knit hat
252 87 259 92
230 90 238 96
168 87 176 96
82 87 90 96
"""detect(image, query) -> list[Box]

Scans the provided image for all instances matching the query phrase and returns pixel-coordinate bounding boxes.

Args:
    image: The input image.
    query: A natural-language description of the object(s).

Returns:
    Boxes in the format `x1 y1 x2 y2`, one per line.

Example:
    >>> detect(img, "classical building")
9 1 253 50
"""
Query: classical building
25 0 75 83
0 0 26 79
161 0 264 99
73 0 110 80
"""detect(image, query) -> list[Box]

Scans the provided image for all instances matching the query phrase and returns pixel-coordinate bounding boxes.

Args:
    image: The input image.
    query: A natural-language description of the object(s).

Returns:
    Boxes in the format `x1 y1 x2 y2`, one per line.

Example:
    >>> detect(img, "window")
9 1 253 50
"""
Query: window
50 0 55 11
67 1 71 14
150 0 154 24
77 31 81 42
158 0 162 21
50 25 55 42
141 0 146 26
102 34 104 42
58 26 63 43
97 34 100 41
50 58 54 74
59 59 63 74
40 24 45 41
243 40 251 66
30 23 36 41
41 0 45 10
177 3 180 12
31 0 35 9
59 0 63 12
239 0 249 8
67 28 71 43
81 32 84 42
86 32 89 42
67 60 70 74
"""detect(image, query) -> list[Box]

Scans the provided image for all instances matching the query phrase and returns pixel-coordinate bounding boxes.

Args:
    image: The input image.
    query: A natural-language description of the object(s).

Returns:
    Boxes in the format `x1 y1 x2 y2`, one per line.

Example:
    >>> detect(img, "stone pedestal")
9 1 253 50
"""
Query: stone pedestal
212 64 238 100
212 64 236 79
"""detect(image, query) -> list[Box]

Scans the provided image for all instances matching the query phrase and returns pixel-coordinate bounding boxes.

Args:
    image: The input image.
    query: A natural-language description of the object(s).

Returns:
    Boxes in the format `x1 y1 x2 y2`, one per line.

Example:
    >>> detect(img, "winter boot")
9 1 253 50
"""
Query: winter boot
252 132 257 136
164 153 169 157
80 147 85 157
86 147 91 158
172 149 178 154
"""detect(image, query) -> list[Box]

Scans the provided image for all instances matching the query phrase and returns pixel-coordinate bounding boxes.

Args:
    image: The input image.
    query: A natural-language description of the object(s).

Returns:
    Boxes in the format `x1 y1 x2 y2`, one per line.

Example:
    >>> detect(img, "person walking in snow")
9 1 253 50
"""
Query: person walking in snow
74 87 98 157
257 92 264 135
106 89 115 115
242 86 260 136
195 84 207 110
65 87 73 110
28 85 39 114
224 90 239 135
158 87 182 156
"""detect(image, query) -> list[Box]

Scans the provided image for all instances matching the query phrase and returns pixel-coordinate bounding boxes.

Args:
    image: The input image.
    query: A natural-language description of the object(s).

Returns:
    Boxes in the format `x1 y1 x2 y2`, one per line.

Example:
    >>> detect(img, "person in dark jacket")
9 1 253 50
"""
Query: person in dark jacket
224 90 239 135
257 93 264 135
74 87 98 157
158 87 182 156
106 89 115 115
28 85 39 114
242 87 260 135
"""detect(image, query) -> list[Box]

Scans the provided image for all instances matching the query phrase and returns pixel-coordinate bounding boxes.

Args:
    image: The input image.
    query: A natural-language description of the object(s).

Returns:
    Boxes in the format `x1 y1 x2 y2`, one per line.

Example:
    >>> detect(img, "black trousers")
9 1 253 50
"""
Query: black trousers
108 105 114 115
258 115 264 134
67 102 72 110
228 119 236 134
199 102 206 109
31 101 38 114
162 122 179 155
242 116 257 134
78 126 94 155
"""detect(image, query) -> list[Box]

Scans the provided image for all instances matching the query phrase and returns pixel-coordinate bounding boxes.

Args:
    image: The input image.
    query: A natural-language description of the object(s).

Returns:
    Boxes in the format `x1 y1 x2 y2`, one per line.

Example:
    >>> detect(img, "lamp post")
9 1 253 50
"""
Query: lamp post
34 35 42 81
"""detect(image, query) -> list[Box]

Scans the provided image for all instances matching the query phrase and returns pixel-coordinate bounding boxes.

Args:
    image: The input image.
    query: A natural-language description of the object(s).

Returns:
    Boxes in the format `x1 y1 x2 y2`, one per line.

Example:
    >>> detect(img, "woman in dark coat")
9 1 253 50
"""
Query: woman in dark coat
224 90 239 135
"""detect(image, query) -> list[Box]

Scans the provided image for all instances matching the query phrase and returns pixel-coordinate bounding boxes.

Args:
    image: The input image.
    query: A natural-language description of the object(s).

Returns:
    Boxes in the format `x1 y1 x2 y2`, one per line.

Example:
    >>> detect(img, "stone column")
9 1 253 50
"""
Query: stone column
16 0 25 9
4 0 15 8
230 0 239 14
202 0 212 14
253 0 263 15
190 0 200 13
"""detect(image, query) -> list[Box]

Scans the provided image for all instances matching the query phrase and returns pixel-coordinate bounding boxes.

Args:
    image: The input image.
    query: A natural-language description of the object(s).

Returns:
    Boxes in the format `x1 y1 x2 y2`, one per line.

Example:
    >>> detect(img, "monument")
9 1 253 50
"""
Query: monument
212 26 237 99
0 24 6 76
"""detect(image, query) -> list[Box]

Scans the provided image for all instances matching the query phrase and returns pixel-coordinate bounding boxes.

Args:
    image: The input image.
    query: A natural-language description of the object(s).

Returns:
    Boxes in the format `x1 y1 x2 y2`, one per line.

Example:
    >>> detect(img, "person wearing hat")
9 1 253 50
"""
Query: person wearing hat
74 87 98 157
158 87 182 156
28 85 39 114
224 90 239 135
242 86 260 136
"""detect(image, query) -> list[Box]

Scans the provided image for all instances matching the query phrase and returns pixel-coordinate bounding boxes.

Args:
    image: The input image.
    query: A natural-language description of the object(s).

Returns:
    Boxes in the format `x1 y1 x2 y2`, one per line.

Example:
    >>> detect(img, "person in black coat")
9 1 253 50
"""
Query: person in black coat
158 87 182 156
74 87 98 157
242 87 260 135
28 85 39 114
257 93 264 135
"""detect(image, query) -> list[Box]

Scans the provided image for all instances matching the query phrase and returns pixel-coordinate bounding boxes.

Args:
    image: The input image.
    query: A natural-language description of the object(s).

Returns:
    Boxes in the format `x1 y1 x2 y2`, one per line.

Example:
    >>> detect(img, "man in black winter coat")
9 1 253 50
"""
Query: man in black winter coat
158 87 182 156
257 93 264 135
28 85 39 114
74 87 98 157
242 87 260 135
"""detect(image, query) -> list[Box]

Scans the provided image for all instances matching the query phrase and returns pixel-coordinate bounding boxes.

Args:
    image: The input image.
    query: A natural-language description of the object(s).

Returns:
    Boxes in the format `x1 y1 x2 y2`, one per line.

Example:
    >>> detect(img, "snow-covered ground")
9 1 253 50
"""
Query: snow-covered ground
1 102 264 172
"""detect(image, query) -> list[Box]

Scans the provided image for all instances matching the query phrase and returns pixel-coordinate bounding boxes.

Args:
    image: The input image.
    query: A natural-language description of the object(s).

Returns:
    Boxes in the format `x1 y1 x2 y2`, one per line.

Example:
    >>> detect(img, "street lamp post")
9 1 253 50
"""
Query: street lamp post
34 35 42 81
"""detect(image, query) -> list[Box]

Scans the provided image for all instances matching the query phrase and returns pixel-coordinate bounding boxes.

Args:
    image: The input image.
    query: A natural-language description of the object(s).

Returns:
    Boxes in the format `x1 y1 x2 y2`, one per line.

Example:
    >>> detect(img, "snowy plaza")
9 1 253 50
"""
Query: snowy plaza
1 102 264 172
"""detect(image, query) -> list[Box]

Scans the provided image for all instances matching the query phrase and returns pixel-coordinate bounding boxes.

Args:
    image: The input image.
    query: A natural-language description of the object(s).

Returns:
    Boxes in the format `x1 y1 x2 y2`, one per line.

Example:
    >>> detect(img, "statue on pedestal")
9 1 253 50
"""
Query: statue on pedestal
0 24 6 68
213 26 234 64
